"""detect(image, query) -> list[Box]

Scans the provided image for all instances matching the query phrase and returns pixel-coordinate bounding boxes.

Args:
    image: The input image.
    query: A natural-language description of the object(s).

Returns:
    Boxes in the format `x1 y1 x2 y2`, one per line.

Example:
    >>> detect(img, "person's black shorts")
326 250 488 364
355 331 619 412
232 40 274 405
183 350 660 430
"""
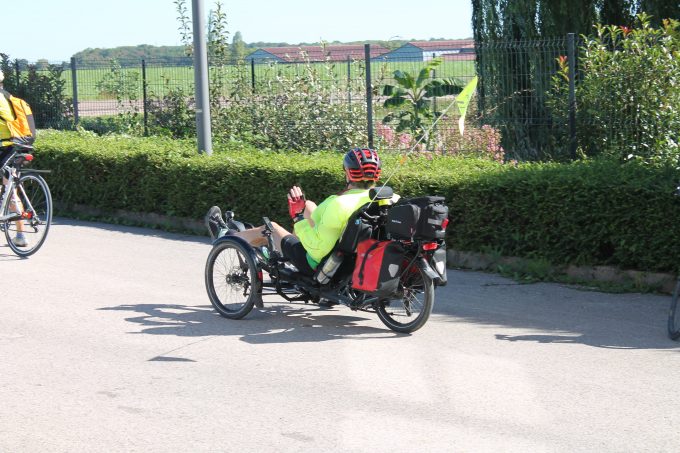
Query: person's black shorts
281 235 315 276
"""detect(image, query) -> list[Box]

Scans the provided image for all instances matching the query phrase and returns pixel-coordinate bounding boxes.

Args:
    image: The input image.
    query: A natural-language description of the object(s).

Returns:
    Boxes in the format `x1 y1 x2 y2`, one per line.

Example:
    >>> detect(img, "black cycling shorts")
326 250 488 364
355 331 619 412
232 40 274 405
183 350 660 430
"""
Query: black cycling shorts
281 235 315 276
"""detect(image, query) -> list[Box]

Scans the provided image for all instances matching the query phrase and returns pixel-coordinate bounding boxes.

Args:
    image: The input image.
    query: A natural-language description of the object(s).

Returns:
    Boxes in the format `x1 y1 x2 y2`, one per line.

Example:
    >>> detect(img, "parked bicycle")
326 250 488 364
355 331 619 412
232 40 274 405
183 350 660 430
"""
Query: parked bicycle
204 187 449 333
0 143 52 257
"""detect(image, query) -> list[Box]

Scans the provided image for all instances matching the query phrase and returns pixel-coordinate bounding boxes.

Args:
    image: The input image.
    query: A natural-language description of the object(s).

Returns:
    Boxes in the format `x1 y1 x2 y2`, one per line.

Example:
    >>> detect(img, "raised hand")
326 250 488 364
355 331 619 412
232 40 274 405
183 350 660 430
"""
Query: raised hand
287 185 306 219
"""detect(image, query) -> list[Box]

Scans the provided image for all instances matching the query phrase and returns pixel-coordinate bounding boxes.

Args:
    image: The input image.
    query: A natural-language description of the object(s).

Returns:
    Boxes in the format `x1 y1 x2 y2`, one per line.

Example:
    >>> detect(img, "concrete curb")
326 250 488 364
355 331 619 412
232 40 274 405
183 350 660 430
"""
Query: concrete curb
447 249 677 294
56 203 677 294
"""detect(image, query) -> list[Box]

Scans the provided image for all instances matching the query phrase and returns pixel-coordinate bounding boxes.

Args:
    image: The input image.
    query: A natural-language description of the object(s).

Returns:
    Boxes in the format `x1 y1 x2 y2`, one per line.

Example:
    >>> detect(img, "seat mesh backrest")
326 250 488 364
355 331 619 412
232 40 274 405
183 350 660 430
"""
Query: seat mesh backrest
336 203 375 254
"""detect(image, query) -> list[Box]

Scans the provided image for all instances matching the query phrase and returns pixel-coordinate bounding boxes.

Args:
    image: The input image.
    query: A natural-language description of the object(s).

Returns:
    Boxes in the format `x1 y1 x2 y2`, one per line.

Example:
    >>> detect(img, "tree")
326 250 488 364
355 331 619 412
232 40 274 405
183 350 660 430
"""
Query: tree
207 1 230 65
639 0 680 27
174 0 192 56
231 31 246 62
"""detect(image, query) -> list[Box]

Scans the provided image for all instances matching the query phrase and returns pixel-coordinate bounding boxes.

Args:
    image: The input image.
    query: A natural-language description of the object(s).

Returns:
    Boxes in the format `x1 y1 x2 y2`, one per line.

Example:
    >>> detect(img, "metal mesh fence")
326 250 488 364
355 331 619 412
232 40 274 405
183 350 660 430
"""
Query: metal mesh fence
475 37 575 160
7 36 667 161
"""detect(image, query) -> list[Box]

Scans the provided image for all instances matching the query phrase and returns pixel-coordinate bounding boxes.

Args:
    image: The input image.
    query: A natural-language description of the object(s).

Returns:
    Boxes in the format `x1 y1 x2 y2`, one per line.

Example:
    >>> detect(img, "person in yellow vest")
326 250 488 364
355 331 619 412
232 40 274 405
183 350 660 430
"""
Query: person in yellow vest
0 70 28 248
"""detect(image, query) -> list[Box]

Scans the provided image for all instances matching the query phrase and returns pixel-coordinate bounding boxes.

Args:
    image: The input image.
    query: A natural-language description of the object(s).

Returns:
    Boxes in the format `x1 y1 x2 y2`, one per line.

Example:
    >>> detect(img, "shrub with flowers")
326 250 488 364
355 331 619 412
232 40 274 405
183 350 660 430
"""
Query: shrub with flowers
375 122 414 151
376 117 505 163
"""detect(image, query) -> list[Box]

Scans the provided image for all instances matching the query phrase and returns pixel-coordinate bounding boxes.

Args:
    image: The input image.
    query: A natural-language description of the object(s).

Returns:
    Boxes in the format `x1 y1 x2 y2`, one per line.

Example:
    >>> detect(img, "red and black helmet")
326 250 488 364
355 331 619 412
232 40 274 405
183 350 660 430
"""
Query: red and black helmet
343 148 381 182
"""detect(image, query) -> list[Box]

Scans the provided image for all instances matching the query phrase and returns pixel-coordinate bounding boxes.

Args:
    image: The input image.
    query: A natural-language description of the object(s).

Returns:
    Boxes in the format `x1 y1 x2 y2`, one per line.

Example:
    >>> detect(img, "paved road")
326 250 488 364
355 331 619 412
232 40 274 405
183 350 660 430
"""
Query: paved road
1 218 678 452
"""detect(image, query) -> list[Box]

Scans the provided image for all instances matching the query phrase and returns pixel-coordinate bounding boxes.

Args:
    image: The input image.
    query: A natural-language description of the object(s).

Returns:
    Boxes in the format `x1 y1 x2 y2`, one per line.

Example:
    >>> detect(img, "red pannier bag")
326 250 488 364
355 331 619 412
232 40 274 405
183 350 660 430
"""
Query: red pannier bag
352 239 405 297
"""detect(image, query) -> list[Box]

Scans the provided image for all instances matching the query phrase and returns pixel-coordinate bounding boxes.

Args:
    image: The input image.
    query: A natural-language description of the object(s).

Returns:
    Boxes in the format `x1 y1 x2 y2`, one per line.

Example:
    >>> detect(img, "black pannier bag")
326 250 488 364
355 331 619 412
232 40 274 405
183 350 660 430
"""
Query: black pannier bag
386 196 449 240
352 239 405 297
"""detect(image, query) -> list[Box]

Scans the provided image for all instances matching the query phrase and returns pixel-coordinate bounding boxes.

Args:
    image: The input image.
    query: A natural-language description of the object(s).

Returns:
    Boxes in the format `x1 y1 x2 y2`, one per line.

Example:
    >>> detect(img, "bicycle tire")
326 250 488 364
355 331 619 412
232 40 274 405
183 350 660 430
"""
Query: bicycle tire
3 173 53 257
668 279 680 340
205 238 260 320
376 264 434 334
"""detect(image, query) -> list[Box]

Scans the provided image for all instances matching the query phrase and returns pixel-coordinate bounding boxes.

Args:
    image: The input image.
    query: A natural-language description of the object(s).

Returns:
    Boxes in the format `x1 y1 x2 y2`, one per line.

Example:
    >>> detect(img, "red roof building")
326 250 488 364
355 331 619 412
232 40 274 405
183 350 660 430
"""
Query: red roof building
246 44 390 63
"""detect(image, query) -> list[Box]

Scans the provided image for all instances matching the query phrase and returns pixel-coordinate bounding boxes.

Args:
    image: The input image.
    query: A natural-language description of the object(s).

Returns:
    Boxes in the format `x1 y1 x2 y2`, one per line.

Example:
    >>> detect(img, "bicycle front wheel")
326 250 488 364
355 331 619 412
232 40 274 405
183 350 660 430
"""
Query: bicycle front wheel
3 173 53 257
668 279 680 340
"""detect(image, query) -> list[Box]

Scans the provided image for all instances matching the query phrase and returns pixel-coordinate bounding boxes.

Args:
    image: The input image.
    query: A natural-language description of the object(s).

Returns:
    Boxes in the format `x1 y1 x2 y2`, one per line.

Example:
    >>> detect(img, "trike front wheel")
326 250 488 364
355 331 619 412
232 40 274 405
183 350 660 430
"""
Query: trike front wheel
205 238 260 319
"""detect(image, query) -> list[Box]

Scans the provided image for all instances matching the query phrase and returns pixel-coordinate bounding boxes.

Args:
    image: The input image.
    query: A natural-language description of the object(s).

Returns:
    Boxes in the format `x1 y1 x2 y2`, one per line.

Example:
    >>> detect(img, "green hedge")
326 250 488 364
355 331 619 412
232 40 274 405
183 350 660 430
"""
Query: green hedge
34 130 680 273
449 160 680 272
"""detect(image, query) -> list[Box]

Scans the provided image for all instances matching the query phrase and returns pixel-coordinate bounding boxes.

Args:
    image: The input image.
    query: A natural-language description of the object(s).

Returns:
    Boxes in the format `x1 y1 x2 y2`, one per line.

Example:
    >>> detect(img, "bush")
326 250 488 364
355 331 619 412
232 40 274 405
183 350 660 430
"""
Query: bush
448 159 680 272
214 58 368 151
147 80 196 138
376 119 505 162
34 130 680 273
79 116 141 136
32 130 493 222
550 15 680 163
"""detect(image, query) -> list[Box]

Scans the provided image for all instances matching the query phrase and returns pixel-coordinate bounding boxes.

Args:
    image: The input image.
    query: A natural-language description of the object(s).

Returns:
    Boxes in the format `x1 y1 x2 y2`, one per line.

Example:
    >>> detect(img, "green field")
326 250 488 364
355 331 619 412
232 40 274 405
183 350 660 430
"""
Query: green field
60 59 476 102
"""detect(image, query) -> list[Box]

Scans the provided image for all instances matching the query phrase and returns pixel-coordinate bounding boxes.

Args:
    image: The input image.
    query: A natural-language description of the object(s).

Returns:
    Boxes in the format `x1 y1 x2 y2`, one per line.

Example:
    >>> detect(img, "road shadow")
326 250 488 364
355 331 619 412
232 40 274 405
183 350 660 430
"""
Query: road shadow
433 271 679 351
0 243 23 260
98 301 402 345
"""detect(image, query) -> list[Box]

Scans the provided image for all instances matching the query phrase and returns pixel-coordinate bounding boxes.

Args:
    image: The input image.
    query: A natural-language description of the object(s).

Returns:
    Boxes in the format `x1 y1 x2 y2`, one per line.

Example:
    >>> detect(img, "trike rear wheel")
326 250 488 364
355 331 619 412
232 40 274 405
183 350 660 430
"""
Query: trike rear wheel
376 265 434 333
205 238 260 319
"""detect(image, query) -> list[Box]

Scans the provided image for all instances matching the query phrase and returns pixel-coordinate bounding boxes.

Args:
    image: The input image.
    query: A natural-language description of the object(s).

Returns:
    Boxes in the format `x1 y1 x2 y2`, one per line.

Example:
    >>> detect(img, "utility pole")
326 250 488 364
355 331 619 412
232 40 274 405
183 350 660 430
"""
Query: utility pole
192 0 213 155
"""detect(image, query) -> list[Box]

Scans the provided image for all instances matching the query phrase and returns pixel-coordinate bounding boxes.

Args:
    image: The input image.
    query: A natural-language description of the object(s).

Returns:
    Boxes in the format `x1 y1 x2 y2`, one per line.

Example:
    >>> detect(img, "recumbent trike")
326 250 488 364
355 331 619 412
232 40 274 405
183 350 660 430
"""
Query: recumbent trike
204 186 449 333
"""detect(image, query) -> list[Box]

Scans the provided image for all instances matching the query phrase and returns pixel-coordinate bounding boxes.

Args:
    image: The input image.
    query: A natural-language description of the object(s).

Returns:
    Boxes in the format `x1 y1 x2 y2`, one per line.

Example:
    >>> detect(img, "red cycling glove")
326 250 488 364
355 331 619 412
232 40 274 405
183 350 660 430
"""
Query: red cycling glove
288 197 305 219
287 187 306 219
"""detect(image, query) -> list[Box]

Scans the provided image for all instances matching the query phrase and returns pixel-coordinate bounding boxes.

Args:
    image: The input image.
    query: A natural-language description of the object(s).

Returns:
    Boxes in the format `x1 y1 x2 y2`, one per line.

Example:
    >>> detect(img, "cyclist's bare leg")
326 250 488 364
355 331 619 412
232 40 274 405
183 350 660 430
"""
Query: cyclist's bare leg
10 196 25 233
230 222 291 251
3 176 24 233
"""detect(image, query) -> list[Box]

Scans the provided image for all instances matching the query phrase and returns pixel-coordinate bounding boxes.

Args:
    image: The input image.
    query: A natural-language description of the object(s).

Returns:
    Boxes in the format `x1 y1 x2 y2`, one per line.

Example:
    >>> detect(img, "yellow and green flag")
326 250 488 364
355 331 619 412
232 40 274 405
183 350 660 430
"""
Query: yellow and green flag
456 76 478 135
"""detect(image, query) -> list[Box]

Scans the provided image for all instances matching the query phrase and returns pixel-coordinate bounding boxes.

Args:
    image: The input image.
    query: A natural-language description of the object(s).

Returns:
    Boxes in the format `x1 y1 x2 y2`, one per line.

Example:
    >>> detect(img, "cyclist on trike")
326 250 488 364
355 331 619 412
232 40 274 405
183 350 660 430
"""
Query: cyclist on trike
204 148 449 333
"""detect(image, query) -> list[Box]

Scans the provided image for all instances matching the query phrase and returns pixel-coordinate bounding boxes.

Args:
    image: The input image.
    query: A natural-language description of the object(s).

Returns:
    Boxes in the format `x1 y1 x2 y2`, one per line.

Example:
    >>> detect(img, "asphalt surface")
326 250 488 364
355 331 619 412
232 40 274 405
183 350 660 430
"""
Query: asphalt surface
1 218 678 452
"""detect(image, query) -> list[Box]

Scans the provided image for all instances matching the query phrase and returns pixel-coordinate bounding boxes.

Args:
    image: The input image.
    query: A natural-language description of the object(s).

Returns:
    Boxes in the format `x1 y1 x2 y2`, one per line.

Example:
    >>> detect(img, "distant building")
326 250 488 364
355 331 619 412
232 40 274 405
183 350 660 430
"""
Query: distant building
245 44 390 63
379 40 475 62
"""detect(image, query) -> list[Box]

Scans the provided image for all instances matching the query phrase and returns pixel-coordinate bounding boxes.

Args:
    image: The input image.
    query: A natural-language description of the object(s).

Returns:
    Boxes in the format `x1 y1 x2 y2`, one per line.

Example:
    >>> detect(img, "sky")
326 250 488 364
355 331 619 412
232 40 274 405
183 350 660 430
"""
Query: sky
4 0 473 62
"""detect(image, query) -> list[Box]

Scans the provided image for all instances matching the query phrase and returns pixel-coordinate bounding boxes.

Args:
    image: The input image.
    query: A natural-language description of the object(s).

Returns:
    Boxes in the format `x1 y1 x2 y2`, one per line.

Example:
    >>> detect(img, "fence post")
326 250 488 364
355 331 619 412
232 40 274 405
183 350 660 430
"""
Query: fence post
70 57 79 127
364 44 374 149
347 55 351 105
431 53 437 114
477 44 485 116
567 33 577 159
142 59 149 136
250 59 256 94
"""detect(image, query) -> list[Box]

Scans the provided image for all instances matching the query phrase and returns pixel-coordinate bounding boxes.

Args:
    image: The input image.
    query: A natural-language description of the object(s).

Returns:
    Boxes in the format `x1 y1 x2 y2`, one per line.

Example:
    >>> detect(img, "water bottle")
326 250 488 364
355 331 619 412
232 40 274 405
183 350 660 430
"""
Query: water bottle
316 251 344 284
